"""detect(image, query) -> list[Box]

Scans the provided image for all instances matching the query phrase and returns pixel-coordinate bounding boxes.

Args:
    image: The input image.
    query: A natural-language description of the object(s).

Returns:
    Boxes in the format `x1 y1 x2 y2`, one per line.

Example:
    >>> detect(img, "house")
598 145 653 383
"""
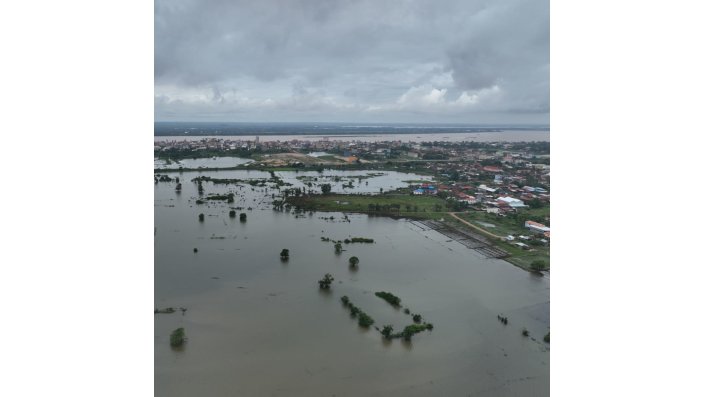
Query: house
412 188 425 195
483 166 502 173
525 220 550 233
497 196 526 208
478 184 497 193
457 193 477 204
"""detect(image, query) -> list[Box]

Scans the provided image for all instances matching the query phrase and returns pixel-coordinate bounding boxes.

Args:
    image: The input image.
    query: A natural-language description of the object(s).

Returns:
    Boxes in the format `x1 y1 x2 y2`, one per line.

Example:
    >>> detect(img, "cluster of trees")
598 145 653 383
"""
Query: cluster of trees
497 315 508 325
202 193 235 203
374 291 401 307
154 174 174 183
340 296 375 327
346 237 374 243
379 323 434 341
155 307 187 315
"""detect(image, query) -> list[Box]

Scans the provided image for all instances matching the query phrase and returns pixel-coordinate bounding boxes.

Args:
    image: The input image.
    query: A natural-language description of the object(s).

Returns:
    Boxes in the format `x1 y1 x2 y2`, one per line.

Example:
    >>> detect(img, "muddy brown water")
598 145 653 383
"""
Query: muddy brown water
155 170 549 396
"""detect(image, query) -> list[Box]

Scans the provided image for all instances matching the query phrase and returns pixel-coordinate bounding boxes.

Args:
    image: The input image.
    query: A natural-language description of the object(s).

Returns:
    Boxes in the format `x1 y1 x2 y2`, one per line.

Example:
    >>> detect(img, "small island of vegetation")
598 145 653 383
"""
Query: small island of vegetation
374 291 401 307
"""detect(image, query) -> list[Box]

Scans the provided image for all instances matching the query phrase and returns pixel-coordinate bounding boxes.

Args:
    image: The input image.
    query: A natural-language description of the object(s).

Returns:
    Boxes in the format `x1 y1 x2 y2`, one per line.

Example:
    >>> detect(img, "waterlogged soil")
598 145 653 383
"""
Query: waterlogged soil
155 170 550 396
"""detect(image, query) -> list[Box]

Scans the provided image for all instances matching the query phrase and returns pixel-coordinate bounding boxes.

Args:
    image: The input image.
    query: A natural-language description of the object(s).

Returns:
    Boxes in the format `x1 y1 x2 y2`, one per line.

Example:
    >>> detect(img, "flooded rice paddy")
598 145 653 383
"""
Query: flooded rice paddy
155 170 549 396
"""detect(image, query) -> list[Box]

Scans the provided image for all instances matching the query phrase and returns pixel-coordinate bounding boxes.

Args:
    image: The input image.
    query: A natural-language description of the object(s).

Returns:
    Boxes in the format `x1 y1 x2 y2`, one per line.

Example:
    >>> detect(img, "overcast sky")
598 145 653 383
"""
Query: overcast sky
155 0 549 124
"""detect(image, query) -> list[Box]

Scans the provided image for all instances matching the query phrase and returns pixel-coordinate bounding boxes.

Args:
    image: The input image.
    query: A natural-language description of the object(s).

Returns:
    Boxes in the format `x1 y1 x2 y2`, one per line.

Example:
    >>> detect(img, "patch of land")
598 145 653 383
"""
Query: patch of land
287 193 449 216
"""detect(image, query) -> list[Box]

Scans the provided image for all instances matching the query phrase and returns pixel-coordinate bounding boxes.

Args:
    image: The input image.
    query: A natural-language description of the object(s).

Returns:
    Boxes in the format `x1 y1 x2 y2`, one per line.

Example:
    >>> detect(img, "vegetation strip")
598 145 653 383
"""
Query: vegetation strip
374 291 401 307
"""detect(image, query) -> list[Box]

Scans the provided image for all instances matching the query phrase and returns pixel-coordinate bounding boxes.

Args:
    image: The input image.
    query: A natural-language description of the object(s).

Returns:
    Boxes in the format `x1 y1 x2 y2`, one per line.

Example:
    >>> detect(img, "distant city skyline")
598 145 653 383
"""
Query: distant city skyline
155 0 549 124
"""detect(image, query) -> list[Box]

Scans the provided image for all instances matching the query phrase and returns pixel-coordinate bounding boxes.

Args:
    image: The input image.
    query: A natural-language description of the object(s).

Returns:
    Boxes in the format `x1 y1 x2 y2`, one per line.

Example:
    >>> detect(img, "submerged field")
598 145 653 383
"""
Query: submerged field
155 169 550 396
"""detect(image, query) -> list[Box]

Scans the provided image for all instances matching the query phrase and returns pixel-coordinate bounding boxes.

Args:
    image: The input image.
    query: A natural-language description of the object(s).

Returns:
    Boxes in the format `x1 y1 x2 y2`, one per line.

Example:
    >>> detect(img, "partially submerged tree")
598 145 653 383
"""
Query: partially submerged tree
348 256 359 268
170 327 186 347
240 213 247 222
381 325 394 339
280 249 289 260
318 273 334 289
198 213 204 222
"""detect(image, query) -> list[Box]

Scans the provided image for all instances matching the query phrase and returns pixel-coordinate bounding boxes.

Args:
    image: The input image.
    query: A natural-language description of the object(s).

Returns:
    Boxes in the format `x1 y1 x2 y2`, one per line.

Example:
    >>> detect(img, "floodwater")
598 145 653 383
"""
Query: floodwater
155 170 550 396
154 156 253 169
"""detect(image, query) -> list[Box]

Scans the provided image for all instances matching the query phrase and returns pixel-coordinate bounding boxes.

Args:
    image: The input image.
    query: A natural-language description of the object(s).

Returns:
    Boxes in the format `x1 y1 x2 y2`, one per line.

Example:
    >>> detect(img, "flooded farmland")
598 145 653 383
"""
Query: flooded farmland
155 170 550 396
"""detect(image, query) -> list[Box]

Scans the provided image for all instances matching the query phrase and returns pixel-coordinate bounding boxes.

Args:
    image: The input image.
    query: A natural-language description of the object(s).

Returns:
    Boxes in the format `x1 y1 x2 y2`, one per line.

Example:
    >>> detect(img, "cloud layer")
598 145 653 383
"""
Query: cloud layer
155 0 549 123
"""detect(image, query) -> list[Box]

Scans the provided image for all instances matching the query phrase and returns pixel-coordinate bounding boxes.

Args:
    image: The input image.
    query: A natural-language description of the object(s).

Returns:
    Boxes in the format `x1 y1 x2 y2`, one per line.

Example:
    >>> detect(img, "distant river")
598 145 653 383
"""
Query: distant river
154 130 549 143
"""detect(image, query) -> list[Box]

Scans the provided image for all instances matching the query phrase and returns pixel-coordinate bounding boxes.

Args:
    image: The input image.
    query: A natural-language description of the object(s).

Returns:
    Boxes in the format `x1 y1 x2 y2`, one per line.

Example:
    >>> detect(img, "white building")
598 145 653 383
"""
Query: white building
525 221 550 233
498 196 526 208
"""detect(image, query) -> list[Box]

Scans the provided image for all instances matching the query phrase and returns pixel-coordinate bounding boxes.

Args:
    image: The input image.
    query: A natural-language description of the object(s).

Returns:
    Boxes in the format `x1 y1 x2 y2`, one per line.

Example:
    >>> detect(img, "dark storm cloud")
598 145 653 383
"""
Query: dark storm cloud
155 0 549 123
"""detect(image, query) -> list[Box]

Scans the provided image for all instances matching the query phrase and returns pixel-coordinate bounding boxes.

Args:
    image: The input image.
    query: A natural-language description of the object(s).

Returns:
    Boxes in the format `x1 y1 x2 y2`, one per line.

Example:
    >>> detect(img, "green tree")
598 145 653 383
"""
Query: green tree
170 328 186 347
318 273 334 289
348 256 359 268
321 183 332 194
381 325 394 339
